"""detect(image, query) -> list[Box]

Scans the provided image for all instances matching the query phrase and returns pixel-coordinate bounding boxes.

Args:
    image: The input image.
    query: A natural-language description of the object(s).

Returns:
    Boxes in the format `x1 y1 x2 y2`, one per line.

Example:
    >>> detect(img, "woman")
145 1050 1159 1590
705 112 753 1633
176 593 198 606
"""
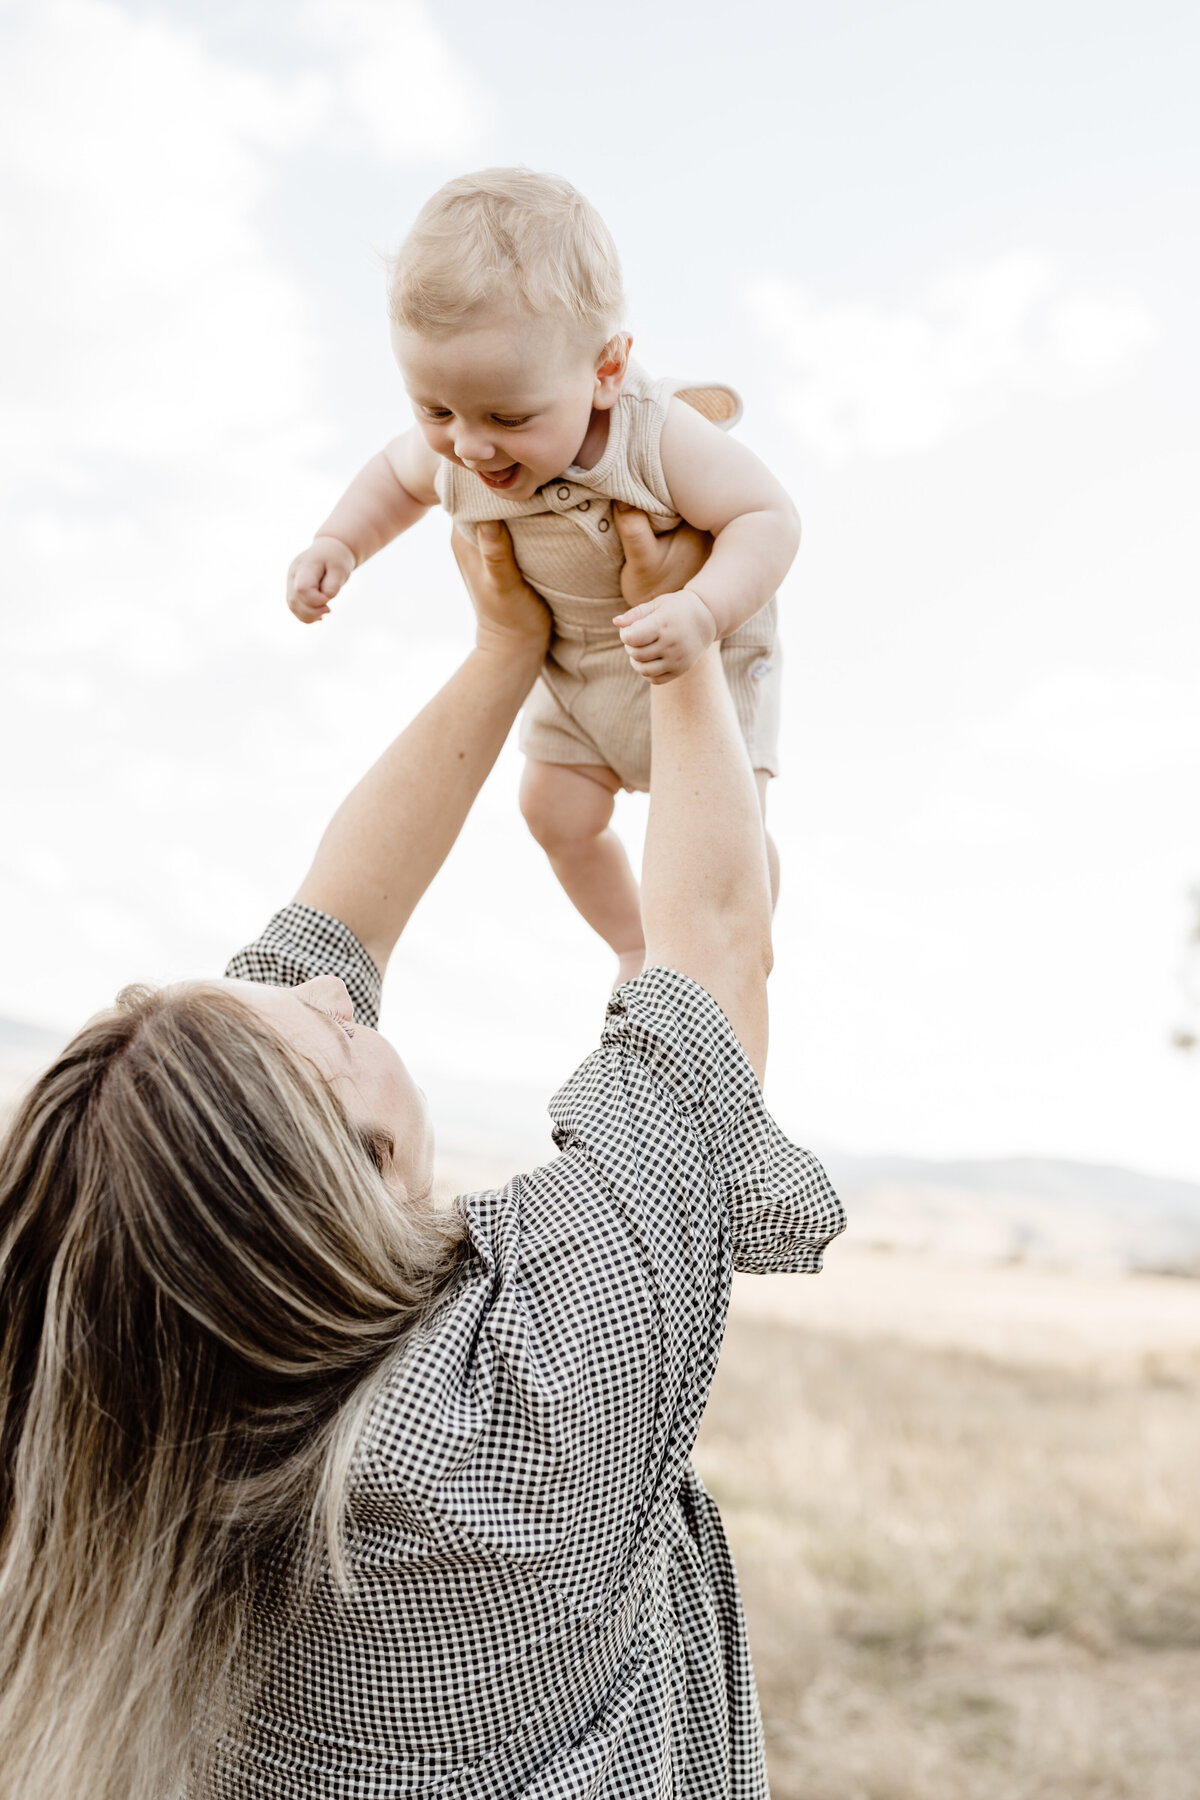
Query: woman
0 511 842 1800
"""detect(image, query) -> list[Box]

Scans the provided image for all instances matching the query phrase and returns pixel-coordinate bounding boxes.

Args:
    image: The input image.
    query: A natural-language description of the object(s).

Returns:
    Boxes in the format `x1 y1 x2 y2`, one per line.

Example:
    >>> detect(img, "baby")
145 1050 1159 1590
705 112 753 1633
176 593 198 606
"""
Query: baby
287 168 799 984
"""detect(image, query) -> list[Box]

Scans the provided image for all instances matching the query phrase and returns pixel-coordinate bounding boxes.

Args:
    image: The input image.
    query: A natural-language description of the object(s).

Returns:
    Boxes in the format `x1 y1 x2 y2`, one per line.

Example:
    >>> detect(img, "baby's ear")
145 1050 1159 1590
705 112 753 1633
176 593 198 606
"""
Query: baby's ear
593 332 632 410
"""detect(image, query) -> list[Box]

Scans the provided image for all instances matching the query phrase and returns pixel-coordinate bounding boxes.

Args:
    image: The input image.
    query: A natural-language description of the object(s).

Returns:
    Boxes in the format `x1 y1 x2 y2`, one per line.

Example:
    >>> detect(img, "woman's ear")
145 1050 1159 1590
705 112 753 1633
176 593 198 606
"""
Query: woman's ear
593 333 632 411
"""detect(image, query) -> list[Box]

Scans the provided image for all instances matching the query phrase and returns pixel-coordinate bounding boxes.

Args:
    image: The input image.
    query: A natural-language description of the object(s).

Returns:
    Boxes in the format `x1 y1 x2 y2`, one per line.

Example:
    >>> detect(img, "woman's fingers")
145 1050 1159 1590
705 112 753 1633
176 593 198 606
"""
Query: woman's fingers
652 522 713 596
449 527 482 586
612 503 658 571
475 519 523 580
615 507 714 610
452 520 524 593
450 522 551 653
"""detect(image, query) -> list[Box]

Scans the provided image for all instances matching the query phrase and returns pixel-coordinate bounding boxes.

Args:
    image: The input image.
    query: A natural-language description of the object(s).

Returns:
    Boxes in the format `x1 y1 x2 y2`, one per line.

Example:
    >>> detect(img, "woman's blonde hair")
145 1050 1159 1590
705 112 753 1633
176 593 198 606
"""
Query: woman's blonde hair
0 982 466 1800
388 166 626 342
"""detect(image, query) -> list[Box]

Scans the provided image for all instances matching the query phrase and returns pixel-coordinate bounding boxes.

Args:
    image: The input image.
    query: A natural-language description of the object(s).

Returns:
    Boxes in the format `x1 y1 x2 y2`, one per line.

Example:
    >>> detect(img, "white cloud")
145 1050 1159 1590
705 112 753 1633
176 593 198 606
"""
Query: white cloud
0 0 487 494
745 253 1156 461
974 669 1200 778
302 0 492 163
0 0 487 1034
0 0 328 485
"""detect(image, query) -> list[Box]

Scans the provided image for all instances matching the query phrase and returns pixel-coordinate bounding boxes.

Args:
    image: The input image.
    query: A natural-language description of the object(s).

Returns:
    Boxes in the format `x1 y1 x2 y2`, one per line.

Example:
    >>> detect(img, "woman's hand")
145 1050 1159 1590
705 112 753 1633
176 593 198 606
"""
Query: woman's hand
451 521 551 664
611 510 717 683
613 508 713 611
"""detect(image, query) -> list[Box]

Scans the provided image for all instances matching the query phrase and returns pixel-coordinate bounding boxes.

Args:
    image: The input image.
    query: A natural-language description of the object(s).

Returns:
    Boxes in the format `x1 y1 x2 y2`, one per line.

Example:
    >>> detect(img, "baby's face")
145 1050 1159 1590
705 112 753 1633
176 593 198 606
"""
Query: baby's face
393 306 614 501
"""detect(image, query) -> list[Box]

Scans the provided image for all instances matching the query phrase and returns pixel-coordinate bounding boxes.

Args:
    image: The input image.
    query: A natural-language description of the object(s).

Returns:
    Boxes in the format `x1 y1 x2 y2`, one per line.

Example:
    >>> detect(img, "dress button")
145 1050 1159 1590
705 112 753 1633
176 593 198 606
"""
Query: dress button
598 517 610 532
577 499 591 511
556 485 571 500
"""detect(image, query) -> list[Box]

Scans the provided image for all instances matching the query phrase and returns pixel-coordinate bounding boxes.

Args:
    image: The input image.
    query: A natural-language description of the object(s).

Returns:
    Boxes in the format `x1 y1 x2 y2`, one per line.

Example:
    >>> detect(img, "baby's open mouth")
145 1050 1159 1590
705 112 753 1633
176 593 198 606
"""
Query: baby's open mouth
474 464 521 490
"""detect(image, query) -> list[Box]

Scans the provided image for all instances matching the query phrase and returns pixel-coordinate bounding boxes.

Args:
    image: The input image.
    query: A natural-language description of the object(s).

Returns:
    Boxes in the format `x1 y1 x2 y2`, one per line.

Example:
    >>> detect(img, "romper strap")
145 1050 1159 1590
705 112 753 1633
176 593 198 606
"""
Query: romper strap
669 382 743 431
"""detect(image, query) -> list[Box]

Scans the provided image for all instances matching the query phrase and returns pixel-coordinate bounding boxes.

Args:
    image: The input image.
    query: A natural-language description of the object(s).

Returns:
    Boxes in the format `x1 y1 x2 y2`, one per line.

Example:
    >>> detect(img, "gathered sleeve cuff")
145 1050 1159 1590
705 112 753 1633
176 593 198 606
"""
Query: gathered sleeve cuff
223 902 383 1029
549 965 844 1276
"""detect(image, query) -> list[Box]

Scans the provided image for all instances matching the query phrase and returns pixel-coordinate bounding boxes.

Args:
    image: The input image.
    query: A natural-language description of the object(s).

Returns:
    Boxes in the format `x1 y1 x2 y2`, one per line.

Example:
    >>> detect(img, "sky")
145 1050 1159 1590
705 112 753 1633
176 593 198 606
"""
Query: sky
2 0 1198 1180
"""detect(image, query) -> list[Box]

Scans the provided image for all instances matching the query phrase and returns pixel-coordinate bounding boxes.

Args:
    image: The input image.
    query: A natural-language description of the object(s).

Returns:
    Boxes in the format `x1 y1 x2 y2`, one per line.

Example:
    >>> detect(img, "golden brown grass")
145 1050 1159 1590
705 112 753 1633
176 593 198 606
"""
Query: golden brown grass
696 1316 1200 1799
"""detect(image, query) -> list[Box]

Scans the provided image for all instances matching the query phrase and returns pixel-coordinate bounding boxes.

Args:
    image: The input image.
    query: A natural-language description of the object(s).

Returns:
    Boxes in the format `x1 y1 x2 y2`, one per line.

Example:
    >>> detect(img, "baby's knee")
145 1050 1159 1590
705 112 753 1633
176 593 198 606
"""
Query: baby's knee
520 762 613 851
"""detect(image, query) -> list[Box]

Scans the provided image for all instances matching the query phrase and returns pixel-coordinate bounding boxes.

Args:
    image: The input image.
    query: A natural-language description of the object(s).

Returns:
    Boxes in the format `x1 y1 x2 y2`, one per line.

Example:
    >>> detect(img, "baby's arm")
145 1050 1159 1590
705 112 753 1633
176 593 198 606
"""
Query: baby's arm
614 400 800 681
286 429 441 623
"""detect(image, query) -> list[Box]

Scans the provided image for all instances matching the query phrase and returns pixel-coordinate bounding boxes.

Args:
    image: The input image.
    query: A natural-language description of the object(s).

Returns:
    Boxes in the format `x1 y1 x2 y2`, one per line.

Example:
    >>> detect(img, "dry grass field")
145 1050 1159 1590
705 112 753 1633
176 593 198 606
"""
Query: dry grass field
702 1266 1200 1799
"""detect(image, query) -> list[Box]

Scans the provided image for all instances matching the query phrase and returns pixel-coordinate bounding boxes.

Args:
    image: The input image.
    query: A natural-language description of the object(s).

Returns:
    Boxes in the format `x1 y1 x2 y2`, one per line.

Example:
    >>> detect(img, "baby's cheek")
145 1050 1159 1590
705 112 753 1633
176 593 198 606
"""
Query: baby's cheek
419 423 451 461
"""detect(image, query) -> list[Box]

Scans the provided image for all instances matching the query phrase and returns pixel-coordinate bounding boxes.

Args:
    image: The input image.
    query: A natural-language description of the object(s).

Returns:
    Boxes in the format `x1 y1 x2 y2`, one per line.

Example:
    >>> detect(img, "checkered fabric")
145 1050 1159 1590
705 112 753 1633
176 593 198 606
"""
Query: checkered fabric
225 903 383 1029
212 905 844 1798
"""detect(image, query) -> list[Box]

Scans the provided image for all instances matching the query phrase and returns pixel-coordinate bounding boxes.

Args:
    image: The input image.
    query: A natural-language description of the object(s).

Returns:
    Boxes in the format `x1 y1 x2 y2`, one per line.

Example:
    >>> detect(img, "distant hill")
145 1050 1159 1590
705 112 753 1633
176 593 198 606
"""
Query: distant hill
425 1071 1200 1276
815 1148 1200 1276
2 1021 1196 1275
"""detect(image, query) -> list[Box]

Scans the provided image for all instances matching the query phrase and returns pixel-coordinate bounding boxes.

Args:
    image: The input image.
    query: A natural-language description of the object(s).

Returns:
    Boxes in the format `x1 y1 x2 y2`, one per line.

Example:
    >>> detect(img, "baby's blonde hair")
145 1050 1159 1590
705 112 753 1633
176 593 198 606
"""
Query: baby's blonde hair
388 167 626 344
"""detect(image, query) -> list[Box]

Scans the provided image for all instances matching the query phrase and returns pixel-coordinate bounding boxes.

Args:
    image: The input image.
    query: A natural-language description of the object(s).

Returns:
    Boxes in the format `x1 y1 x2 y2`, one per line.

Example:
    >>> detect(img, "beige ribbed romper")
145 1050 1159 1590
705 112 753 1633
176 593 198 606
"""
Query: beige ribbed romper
434 362 782 793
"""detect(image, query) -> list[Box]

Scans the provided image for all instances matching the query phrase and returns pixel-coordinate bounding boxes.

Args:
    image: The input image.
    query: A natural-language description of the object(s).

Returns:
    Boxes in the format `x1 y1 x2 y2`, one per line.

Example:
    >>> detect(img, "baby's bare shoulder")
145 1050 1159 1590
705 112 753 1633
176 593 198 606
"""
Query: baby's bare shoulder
659 398 789 531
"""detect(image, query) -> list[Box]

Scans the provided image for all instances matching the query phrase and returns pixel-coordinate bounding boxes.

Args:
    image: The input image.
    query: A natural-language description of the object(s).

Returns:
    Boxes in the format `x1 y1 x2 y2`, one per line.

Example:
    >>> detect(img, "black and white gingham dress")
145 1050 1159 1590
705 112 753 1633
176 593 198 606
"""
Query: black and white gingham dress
218 904 844 1799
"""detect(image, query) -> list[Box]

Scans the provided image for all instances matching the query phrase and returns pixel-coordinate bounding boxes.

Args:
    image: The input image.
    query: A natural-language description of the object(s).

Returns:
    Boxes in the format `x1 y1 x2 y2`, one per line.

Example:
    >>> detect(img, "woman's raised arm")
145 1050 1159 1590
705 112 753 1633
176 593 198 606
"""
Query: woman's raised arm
617 509 774 1083
293 524 549 975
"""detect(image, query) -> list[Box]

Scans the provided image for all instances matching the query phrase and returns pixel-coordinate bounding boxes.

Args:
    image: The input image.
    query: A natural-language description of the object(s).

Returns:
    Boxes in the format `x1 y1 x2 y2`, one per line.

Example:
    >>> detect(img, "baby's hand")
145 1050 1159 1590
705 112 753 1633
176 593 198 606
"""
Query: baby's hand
287 535 357 624
613 587 718 684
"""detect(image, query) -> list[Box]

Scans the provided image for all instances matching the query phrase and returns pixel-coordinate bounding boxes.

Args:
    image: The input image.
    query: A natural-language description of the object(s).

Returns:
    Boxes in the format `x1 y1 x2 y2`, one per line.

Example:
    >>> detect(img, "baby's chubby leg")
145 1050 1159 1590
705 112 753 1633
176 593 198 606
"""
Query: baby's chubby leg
519 760 645 985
